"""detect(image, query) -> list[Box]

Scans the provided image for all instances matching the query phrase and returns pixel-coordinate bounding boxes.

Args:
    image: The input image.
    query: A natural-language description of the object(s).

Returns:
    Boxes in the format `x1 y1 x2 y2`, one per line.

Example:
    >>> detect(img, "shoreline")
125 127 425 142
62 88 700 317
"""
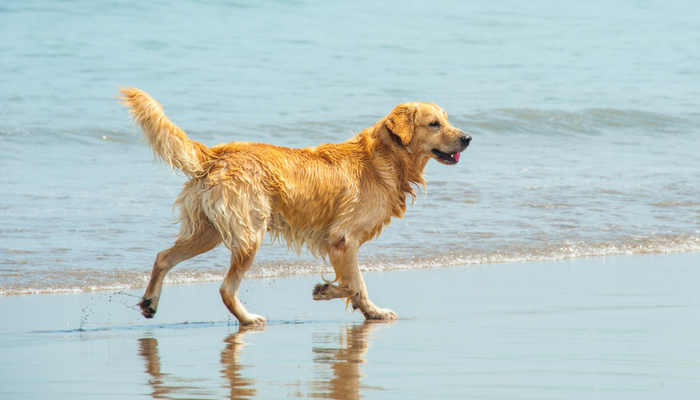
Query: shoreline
3 246 700 297
2 252 699 399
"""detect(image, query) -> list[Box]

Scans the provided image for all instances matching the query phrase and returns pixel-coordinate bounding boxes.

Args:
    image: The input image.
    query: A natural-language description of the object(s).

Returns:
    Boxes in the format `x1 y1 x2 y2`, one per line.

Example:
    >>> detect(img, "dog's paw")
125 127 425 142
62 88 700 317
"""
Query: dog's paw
137 298 156 319
240 313 266 326
312 283 332 300
366 308 397 321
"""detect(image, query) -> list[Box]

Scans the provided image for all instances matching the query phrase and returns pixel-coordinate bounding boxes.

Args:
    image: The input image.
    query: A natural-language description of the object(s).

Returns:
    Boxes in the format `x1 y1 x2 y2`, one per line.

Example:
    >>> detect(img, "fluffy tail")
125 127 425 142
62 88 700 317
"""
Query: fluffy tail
118 87 214 178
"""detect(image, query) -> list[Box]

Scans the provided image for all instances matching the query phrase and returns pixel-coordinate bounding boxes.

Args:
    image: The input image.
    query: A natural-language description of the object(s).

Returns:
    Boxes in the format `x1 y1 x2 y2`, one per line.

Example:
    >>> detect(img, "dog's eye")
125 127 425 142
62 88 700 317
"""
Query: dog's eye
429 121 441 128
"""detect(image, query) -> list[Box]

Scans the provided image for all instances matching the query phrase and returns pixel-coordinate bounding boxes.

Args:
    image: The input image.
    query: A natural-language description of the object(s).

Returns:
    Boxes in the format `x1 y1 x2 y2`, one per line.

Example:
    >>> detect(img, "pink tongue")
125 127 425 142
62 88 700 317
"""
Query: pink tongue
453 152 460 162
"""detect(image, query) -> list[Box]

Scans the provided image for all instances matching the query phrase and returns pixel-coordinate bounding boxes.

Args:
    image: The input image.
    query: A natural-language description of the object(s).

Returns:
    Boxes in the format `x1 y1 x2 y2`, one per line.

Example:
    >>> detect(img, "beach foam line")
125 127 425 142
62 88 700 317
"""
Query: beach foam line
2 233 698 296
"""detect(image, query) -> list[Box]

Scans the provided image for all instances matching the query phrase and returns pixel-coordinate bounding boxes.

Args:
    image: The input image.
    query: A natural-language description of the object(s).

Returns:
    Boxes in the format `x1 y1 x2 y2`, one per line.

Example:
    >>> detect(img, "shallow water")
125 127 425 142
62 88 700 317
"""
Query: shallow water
1 0 699 294
1 254 699 399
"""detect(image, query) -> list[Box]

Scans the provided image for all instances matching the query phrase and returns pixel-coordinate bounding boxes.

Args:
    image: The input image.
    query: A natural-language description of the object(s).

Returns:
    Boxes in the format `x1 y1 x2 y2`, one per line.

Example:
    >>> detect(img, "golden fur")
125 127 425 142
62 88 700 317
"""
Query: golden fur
118 87 470 325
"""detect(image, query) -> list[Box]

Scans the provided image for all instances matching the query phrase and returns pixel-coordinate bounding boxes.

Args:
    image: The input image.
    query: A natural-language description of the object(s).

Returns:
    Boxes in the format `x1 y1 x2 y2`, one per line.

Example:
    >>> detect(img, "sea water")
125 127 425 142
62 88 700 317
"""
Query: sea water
1 0 699 294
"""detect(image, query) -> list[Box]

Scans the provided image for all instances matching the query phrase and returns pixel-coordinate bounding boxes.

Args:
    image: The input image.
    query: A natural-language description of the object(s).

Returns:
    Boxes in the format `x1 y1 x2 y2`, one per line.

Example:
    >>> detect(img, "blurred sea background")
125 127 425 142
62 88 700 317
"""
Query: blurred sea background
1 0 698 295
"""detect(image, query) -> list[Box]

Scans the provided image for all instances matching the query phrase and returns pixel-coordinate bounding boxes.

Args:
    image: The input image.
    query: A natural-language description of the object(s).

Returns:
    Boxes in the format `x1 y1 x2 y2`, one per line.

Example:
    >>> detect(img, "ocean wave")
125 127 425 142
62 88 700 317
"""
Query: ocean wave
459 109 699 137
2 233 698 296
2 108 697 146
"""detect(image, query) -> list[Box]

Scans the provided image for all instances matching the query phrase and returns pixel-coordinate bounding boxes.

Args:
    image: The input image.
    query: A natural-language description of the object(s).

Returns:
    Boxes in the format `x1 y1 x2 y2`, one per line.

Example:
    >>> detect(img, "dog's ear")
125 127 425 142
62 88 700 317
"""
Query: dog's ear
385 104 417 147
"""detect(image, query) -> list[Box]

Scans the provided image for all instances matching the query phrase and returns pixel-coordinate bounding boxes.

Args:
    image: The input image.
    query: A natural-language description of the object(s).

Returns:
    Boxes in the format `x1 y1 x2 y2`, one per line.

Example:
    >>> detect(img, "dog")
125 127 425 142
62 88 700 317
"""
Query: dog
118 88 470 325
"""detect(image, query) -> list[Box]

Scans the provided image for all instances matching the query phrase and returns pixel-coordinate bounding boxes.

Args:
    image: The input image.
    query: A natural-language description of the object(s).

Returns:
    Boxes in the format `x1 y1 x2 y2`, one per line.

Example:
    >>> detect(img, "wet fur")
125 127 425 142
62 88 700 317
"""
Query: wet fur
118 87 470 325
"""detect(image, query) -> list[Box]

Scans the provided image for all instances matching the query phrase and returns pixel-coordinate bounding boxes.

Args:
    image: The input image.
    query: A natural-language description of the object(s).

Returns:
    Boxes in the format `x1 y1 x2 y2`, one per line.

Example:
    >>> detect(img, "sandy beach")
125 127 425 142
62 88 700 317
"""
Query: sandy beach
1 252 699 399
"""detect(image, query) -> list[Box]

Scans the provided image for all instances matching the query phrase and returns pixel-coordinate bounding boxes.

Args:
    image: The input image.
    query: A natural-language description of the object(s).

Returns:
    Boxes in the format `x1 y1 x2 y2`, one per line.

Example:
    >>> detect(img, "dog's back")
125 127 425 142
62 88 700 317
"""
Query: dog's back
119 88 406 257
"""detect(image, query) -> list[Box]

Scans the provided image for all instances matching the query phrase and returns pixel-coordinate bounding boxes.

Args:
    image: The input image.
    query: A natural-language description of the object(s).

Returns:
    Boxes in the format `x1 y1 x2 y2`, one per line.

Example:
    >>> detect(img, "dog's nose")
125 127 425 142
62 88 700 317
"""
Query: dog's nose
460 134 472 147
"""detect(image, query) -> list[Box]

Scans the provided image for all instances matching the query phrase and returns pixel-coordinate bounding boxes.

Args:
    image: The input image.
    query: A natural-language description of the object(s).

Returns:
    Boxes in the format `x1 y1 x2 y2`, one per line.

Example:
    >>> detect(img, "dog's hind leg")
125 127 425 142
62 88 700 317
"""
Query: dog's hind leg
313 237 397 320
138 225 221 318
219 242 266 326
217 209 268 325
206 180 270 325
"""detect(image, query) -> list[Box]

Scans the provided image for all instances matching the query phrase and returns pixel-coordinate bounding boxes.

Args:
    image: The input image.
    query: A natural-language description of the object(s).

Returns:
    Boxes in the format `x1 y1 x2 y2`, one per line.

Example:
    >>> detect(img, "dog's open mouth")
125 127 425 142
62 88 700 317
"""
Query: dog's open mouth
432 149 460 164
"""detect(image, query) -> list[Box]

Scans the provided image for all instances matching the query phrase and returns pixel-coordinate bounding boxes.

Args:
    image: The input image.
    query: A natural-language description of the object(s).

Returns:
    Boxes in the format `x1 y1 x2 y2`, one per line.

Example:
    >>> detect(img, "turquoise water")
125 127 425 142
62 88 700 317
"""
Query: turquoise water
1 0 699 294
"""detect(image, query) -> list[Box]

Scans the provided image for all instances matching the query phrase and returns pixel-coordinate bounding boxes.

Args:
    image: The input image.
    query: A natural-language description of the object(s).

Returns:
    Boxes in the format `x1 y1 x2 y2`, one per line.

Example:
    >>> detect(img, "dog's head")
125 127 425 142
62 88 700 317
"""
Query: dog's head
384 102 471 165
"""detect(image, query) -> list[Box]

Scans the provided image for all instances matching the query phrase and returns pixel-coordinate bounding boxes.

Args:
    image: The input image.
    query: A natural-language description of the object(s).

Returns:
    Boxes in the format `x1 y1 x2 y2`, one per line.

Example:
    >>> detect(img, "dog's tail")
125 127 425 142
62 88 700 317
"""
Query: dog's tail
118 87 214 178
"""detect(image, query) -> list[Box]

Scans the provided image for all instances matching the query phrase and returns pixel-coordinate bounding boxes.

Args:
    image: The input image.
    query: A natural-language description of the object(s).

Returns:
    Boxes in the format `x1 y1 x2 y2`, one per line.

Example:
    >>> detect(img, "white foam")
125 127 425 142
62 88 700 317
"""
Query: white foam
3 234 698 296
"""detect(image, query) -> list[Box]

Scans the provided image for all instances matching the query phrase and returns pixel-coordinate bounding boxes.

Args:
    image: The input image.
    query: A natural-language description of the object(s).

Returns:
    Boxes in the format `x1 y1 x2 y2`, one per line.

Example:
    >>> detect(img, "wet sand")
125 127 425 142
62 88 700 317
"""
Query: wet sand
1 252 699 399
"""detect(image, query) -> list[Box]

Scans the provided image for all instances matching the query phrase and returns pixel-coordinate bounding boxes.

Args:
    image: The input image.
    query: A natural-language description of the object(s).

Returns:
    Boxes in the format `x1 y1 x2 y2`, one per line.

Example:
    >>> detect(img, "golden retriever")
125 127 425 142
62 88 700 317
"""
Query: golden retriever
118 88 470 325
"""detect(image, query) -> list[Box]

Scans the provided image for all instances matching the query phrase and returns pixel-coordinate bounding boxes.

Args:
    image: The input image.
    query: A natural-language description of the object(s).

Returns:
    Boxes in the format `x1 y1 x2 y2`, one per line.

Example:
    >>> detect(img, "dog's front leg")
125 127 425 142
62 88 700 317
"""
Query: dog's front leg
313 236 397 320
349 291 397 321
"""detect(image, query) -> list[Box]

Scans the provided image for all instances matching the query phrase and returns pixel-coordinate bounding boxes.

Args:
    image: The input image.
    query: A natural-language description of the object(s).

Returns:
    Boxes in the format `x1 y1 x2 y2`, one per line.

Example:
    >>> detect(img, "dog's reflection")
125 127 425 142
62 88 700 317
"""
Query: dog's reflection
138 326 261 400
220 326 262 399
137 337 171 399
137 321 389 399
310 321 391 399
